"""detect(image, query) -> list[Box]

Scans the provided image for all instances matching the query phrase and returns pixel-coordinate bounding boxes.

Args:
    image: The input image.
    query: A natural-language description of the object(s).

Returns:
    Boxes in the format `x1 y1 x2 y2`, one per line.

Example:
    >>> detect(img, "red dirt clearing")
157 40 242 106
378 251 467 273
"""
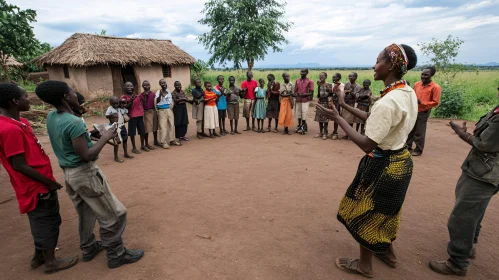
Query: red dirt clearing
1 116 498 280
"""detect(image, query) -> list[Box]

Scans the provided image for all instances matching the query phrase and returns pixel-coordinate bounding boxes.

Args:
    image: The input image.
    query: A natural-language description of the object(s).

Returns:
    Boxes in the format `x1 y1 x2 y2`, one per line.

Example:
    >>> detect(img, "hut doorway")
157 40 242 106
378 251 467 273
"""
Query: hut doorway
120 65 138 94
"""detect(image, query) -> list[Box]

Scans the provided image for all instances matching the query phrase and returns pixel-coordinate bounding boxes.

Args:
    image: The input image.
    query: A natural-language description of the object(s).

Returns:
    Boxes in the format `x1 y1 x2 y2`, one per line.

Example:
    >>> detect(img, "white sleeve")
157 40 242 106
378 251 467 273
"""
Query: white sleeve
105 107 113 116
364 101 395 145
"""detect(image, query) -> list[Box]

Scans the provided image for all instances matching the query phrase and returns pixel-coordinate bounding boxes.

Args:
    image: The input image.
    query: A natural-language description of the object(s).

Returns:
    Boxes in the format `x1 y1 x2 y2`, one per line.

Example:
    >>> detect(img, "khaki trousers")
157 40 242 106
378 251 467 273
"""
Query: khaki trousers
158 108 176 144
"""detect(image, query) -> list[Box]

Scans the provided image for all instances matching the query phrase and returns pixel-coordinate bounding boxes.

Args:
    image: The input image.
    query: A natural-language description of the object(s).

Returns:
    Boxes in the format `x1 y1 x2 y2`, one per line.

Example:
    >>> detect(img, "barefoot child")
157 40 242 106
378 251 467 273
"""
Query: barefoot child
254 78 267 133
0 83 78 274
342 72 361 139
227 76 242 135
355 79 372 135
191 79 206 139
103 113 124 163
121 82 145 154
330 73 345 140
203 81 220 138
266 74 280 133
105 96 132 161
36 80 144 269
156 79 181 148
294 68 314 134
214 75 229 136
140 80 158 151
314 72 332 140
278 72 294 135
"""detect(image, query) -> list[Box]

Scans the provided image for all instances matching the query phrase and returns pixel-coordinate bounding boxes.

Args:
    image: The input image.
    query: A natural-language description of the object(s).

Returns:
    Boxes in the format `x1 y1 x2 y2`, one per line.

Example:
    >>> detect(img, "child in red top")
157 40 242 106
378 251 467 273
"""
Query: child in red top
121 82 145 154
203 81 220 138
0 83 77 274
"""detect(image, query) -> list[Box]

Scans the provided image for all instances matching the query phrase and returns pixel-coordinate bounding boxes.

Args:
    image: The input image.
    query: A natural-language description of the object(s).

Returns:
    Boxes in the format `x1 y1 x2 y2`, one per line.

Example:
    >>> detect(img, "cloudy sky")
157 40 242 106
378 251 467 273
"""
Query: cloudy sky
15 0 499 67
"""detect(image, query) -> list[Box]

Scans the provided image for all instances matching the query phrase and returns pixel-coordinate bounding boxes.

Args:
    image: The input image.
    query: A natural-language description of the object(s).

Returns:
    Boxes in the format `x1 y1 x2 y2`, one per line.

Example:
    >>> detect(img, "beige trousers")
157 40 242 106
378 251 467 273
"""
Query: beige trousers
158 108 176 144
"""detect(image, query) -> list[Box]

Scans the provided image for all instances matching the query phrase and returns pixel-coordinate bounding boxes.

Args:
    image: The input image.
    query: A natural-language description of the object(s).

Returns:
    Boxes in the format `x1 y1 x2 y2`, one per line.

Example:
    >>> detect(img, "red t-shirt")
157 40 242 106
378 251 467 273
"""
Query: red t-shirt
241 79 258 100
204 90 217 106
121 94 144 118
0 117 52 214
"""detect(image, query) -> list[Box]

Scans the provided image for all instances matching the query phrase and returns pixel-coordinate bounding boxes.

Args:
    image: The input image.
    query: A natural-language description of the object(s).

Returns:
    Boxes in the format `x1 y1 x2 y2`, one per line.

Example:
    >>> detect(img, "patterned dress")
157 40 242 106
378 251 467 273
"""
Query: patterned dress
342 82 361 124
266 82 281 119
314 82 332 123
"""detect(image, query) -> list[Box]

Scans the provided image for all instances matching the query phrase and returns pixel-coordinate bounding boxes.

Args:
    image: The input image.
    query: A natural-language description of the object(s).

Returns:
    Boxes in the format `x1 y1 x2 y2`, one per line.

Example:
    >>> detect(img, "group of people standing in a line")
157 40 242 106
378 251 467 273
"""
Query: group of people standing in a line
0 41 498 278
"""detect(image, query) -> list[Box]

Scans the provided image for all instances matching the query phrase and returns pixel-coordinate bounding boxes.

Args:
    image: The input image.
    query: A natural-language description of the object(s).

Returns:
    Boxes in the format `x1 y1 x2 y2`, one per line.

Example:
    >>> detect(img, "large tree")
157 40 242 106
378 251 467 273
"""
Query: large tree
198 0 292 71
0 0 39 81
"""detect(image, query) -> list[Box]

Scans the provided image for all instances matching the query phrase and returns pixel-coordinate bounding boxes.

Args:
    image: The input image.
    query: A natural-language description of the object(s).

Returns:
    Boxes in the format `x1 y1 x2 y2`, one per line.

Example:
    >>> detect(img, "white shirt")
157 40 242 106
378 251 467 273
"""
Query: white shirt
105 106 128 127
365 84 418 150
156 90 173 108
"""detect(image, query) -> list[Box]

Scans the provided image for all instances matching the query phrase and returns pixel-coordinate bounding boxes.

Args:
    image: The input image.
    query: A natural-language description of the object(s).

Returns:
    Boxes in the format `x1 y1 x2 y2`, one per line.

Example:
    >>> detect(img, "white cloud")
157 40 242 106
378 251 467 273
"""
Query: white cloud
14 0 499 66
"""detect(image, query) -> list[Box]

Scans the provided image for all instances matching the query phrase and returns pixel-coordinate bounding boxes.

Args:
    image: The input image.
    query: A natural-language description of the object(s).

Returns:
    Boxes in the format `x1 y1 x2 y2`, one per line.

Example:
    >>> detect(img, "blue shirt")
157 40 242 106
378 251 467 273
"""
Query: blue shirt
214 85 227 110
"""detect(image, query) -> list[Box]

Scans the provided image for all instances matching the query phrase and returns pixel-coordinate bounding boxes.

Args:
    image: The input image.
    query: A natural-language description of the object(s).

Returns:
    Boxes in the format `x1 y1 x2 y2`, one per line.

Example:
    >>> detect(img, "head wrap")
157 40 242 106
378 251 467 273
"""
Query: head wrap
385 43 408 75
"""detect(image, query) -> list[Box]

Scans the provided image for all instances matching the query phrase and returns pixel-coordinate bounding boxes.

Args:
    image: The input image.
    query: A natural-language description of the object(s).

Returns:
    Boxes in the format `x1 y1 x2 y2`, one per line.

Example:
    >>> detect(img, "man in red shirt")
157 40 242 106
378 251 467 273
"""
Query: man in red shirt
406 66 441 156
241 71 258 131
0 83 77 274
294 68 314 134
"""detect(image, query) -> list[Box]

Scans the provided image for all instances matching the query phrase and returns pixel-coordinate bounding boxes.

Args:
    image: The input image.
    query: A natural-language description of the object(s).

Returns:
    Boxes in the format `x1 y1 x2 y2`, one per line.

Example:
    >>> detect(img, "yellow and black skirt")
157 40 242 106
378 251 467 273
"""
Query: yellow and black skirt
337 147 413 253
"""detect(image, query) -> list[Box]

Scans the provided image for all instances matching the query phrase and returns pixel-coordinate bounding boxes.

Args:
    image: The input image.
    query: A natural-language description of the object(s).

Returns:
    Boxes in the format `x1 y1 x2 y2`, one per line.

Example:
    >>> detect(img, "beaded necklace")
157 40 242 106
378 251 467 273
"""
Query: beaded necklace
380 80 406 98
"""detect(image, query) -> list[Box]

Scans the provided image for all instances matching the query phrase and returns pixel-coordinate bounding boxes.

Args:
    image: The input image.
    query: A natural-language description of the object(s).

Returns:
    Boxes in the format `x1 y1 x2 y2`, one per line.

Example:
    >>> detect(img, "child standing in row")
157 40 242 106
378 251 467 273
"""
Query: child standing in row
266 74 280 133
171 81 190 141
155 79 179 148
191 79 206 139
140 80 159 150
314 72 332 140
341 72 361 139
355 79 372 135
214 75 229 136
105 96 132 162
121 82 145 154
254 78 267 133
203 81 220 138
330 73 345 140
227 76 242 135
278 72 294 135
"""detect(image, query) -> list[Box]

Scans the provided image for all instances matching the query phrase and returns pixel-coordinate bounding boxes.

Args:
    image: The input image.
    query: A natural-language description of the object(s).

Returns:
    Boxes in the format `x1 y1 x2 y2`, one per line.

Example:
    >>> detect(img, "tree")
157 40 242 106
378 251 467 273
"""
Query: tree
0 0 39 81
418 35 466 84
191 59 209 82
198 0 292 71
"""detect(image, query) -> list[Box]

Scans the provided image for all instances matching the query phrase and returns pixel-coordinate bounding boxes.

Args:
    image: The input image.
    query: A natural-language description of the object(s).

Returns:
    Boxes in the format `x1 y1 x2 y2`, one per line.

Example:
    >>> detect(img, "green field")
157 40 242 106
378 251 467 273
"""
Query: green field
202 69 499 121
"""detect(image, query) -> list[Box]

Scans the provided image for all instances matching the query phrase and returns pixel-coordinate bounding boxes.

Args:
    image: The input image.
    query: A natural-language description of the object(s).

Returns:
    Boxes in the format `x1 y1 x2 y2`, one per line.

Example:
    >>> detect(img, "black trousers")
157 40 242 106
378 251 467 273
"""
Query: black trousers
27 191 61 250
406 110 431 153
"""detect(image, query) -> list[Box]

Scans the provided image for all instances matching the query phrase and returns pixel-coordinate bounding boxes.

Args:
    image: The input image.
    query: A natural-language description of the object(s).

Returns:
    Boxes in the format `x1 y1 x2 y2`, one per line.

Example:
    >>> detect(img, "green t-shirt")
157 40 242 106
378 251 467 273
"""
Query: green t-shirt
46 110 93 168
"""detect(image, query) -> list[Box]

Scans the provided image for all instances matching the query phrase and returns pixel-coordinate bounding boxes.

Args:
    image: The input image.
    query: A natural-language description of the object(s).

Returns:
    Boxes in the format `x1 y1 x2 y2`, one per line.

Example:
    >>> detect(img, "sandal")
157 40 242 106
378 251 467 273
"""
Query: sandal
374 253 397 268
243 127 251 131
323 135 327 140
335 258 374 278
132 149 141 154
146 145 155 150
114 158 124 163
124 154 134 159
273 129 278 133
266 127 271 132
230 131 235 135
314 134 322 138
170 141 182 146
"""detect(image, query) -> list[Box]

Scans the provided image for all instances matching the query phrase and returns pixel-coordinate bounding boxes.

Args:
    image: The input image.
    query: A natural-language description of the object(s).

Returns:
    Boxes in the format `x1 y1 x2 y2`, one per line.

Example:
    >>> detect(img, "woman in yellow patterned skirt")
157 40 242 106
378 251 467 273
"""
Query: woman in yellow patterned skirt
317 43 418 278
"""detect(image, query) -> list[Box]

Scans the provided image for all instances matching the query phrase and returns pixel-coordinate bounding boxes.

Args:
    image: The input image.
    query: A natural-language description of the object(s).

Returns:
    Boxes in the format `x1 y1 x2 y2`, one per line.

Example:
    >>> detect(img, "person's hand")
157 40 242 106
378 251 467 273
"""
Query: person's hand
316 104 340 120
102 125 118 141
449 121 467 135
46 180 63 191
418 99 422 104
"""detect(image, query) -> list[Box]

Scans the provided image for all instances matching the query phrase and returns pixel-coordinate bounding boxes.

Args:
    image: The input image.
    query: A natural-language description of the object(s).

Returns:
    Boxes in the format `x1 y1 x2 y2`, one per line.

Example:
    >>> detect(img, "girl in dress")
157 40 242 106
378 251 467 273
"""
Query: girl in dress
314 72 332 140
253 78 267 133
355 79 372 135
203 82 220 138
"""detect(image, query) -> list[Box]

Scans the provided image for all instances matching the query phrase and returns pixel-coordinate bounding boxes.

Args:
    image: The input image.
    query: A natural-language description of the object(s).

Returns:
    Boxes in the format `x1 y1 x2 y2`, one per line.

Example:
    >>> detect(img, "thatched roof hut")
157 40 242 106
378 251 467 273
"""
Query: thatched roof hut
5 57 23 67
35 33 195 98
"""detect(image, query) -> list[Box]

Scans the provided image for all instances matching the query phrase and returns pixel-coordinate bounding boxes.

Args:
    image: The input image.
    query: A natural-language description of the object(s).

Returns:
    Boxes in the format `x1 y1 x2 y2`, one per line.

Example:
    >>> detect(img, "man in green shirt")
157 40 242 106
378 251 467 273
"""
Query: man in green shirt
36 81 144 269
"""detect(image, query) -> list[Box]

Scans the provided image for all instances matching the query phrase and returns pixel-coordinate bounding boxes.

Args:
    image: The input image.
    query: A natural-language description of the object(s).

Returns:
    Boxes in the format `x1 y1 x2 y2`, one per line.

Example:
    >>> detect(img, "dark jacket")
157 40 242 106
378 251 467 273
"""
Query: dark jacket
461 105 499 186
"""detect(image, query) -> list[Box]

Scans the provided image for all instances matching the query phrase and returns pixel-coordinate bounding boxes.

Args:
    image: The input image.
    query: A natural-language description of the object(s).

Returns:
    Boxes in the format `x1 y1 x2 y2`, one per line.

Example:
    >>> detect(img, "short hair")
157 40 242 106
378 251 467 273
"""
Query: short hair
159 78 166 83
109 96 120 102
217 75 224 79
35 81 70 107
282 72 289 78
363 79 371 85
0 83 24 108
334 73 342 79
258 78 265 83
246 71 252 75
174 81 181 85
350 72 358 78
319 72 328 78
424 65 437 76
228 76 235 80
204 81 212 86
142 80 150 85
267 74 275 80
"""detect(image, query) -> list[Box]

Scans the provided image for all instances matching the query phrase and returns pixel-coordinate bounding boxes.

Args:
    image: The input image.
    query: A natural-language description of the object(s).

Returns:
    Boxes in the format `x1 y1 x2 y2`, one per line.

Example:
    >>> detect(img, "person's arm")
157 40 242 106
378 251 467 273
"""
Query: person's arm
336 88 370 122
451 117 499 152
155 91 163 104
68 118 117 162
10 154 63 191
424 86 442 109
140 93 147 108
316 104 377 153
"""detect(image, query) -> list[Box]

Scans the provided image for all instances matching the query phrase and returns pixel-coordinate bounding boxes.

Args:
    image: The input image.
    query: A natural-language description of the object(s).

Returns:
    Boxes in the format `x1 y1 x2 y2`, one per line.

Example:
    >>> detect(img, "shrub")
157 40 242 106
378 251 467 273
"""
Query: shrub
434 85 465 118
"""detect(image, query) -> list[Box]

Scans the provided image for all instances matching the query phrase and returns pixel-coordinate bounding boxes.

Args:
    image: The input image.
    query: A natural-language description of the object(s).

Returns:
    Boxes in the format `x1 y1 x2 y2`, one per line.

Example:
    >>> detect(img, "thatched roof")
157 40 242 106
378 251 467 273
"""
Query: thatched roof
34 33 196 67
5 56 23 67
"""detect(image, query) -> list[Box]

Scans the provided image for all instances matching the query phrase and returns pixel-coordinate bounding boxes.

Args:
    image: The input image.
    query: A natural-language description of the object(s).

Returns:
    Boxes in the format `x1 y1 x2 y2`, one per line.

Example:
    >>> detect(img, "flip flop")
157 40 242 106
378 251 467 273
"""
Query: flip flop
114 158 124 163
146 145 155 150
335 257 374 279
44 256 78 274
132 149 141 154
243 127 250 131
273 129 278 133
374 253 397 268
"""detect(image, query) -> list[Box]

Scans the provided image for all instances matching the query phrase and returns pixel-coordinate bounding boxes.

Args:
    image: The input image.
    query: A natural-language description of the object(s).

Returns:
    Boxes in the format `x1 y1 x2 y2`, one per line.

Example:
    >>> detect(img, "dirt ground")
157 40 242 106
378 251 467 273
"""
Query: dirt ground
1 114 498 280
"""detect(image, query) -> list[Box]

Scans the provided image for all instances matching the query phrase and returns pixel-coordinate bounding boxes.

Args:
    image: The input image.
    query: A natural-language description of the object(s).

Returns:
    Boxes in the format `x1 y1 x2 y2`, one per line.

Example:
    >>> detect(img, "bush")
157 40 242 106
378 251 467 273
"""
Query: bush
434 86 465 118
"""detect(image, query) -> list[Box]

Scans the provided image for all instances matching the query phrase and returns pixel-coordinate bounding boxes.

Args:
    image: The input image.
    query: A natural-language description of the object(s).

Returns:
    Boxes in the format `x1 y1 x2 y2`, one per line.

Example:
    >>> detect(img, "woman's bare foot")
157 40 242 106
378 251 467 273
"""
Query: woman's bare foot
335 258 374 278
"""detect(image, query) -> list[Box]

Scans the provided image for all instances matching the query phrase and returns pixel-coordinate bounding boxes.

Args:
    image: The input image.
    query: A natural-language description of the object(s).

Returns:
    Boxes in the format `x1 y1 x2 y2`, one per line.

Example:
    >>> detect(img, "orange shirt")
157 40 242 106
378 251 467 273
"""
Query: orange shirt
204 90 217 106
413 81 441 112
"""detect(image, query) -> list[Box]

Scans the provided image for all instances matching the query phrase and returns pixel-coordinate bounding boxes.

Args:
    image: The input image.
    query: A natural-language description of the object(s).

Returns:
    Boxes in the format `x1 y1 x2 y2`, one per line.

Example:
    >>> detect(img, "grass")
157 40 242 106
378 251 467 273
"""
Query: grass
202 69 499 121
